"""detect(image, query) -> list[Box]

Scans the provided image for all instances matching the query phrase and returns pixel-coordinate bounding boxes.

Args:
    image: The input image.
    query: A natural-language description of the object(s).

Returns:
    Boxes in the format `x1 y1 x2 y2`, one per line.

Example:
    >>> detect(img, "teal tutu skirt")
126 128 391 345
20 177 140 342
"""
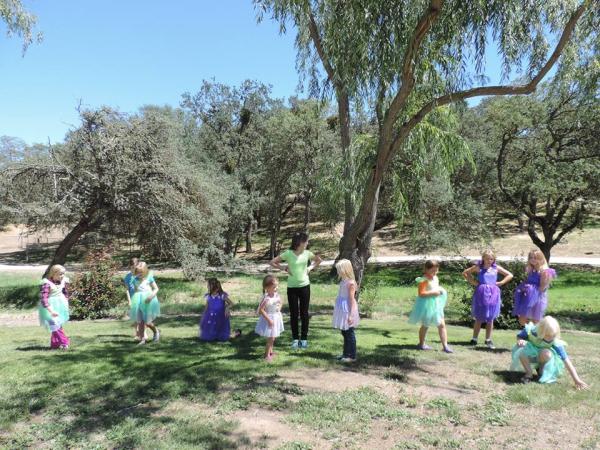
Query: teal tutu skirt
130 292 160 323
38 298 70 330
408 291 447 327
510 342 565 383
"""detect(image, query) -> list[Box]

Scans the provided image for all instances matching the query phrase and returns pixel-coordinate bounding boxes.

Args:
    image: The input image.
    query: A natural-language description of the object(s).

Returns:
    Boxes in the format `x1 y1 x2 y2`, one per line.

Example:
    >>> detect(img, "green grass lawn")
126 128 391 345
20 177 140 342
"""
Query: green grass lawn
1 267 599 448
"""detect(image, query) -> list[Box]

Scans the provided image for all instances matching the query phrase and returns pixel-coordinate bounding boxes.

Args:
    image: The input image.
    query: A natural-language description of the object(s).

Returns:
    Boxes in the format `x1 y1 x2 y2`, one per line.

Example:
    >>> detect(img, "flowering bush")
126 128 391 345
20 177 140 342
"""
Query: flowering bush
70 248 122 319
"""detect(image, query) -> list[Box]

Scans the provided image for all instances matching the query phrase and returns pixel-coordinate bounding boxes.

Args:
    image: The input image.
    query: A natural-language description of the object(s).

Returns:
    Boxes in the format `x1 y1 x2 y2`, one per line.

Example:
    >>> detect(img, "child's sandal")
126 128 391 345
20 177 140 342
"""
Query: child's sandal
521 375 533 384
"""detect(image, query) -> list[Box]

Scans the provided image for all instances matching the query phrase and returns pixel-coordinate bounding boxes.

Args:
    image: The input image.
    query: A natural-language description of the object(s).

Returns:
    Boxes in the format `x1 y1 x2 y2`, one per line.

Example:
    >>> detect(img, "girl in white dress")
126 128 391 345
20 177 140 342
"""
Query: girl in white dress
255 275 284 362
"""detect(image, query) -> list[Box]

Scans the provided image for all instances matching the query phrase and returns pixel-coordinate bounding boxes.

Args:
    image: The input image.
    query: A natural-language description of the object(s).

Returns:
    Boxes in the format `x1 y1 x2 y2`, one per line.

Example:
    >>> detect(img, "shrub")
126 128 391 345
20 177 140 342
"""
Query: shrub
359 276 383 318
70 248 122 319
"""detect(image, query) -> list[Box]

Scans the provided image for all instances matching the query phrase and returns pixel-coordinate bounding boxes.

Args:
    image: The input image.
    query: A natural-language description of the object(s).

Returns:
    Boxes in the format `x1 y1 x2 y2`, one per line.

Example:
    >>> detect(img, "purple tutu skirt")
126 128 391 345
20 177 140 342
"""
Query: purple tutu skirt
471 284 501 322
512 283 547 321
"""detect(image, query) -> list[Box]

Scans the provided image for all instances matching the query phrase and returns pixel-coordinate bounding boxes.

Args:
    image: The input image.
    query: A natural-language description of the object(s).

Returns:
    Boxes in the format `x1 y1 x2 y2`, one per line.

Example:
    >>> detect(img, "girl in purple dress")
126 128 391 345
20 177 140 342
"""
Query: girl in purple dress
463 250 513 349
199 278 238 342
513 249 557 326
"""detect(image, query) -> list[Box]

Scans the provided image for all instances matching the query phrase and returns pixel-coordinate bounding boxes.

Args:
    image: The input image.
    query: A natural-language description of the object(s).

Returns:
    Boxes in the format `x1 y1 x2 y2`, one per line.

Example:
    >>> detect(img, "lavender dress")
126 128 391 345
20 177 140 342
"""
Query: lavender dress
332 279 360 330
471 263 501 322
513 269 557 321
199 292 231 342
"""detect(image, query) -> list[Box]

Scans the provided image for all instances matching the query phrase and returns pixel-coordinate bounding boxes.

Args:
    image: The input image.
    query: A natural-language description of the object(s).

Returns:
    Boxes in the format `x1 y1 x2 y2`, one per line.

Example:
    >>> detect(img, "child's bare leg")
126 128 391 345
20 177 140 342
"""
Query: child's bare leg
418 326 428 346
137 322 145 340
437 320 448 348
485 322 494 341
265 338 275 358
519 352 534 378
472 320 482 339
146 322 158 338
537 349 552 377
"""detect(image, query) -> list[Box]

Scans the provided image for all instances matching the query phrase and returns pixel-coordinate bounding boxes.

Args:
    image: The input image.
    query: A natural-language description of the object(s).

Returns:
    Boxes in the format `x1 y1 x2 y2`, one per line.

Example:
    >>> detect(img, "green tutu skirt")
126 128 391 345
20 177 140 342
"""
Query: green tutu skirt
38 298 70 330
510 342 565 384
129 292 160 323
408 290 447 327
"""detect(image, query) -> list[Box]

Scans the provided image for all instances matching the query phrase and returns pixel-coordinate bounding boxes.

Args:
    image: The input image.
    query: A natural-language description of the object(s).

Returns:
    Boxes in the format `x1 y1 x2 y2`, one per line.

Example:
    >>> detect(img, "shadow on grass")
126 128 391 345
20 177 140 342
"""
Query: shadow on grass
472 347 511 354
493 370 525 385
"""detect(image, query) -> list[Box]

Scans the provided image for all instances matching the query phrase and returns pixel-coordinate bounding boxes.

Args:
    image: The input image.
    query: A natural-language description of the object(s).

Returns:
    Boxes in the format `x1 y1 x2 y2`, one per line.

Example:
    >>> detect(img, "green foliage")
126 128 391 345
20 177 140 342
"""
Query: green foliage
69 248 121 319
359 275 383 318
0 0 42 53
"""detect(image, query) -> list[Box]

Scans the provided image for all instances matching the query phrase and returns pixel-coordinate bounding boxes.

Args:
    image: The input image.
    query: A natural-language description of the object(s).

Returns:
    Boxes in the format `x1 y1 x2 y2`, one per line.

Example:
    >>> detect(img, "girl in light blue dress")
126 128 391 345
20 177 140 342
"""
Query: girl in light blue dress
408 260 452 353
129 261 160 345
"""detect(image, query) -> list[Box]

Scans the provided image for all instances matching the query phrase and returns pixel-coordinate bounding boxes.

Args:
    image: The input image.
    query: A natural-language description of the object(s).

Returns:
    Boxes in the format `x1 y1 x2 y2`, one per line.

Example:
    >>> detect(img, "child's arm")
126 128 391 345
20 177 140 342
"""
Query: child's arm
347 281 358 326
496 265 514 287
462 265 479 287
145 281 159 303
40 284 59 317
539 270 552 291
258 299 274 327
224 294 233 317
563 358 589 390
516 328 528 347
418 281 441 297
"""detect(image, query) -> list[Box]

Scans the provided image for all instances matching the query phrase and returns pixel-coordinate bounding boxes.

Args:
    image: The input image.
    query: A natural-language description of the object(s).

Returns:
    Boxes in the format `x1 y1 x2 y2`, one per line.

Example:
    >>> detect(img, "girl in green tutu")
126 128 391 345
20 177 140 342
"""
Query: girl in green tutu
129 261 161 345
511 315 588 389
408 260 453 353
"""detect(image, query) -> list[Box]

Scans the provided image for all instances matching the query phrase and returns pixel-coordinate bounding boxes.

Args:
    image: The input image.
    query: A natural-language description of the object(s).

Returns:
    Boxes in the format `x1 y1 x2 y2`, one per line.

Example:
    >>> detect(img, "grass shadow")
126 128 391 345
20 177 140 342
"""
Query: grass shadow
493 370 526 385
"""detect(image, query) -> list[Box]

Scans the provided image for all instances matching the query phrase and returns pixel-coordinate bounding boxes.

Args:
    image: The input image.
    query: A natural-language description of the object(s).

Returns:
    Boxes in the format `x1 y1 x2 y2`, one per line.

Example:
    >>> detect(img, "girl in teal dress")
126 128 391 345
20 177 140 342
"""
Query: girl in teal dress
129 261 161 345
408 260 453 353
511 316 588 389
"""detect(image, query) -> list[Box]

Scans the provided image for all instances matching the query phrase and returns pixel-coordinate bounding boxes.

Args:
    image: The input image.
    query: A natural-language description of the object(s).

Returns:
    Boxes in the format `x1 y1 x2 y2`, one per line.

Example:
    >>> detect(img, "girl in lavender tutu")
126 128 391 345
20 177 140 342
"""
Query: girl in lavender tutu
463 250 513 349
255 275 284 362
332 259 360 363
513 249 557 326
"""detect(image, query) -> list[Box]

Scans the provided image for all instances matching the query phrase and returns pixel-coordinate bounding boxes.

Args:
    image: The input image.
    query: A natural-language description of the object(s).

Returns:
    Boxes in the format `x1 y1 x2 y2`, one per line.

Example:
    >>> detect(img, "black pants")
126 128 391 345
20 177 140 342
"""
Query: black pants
287 285 311 340
341 328 356 359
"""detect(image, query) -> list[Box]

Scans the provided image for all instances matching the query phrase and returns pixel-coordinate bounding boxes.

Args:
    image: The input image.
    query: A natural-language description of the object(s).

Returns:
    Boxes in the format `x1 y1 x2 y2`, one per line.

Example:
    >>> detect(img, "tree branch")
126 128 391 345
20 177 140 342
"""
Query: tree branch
394 0 590 151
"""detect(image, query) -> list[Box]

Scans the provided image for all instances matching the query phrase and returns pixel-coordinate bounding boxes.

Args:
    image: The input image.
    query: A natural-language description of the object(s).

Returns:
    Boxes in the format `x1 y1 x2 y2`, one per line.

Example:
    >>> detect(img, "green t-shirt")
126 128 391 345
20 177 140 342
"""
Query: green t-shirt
280 249 315 288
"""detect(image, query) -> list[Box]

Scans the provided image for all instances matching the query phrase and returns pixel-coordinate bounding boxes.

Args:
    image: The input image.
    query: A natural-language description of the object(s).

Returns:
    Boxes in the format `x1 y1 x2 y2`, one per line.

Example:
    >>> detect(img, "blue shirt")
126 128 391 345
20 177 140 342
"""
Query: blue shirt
517 327 568 361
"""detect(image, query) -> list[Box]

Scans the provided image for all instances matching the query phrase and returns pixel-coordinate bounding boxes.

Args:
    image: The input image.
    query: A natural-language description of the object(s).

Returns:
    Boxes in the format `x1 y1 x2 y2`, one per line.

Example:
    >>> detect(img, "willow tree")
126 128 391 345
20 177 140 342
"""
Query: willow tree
1 0 42 52
256 0 597 283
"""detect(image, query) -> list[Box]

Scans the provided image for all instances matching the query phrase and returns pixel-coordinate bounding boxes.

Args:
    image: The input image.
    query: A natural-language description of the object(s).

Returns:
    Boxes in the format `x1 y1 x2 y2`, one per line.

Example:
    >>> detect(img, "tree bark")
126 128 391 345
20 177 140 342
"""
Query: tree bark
245 218 253 253
44 208 101 277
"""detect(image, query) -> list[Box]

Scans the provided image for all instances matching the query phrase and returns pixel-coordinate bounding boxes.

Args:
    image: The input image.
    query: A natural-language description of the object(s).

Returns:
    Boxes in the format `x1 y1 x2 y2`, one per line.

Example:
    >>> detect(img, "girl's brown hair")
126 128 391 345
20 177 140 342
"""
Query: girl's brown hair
262 274 278 294
207 277 224 296
424 260 440 270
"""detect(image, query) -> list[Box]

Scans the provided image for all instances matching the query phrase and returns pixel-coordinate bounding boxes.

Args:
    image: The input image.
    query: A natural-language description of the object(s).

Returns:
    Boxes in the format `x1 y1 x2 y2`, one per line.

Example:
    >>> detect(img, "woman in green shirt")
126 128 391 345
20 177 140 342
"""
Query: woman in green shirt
270 232 322 349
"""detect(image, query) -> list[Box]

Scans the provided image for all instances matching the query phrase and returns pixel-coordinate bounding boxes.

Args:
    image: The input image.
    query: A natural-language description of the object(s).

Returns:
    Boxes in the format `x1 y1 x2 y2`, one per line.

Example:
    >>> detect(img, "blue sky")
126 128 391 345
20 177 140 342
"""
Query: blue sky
0 1 299 145
0 1 515 146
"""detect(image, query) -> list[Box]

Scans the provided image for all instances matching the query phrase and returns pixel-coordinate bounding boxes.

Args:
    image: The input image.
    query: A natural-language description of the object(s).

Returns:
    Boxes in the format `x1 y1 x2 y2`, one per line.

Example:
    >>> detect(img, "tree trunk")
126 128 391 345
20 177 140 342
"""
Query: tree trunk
44 209 100 277
269 225 279 260
245 218 253 253
337 92 355 235
303 192 311 232
526 218 553 263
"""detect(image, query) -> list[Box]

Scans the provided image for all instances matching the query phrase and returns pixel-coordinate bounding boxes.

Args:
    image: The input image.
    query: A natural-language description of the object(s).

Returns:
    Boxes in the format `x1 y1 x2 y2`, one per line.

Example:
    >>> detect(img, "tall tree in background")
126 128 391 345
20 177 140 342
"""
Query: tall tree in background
181 80 280 255
256 0 597 284
1 0 42 52
490 85 599 261
0 107 230 275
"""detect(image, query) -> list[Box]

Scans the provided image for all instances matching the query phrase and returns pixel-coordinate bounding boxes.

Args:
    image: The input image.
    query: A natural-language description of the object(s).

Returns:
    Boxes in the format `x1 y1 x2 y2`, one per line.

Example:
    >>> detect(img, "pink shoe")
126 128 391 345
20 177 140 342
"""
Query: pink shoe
417 344 432 350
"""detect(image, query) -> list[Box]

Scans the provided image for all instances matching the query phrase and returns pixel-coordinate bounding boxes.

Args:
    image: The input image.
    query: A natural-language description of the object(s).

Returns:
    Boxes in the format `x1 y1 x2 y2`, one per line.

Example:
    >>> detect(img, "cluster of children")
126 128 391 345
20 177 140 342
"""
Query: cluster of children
37 245 588 389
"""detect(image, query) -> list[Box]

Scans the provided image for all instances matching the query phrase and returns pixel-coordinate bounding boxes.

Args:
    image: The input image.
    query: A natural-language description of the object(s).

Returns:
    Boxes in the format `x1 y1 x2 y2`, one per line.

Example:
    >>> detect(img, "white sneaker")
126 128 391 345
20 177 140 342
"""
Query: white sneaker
137 339 146 346
153 330 160 342
291 339 299 349
300 340 308 349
